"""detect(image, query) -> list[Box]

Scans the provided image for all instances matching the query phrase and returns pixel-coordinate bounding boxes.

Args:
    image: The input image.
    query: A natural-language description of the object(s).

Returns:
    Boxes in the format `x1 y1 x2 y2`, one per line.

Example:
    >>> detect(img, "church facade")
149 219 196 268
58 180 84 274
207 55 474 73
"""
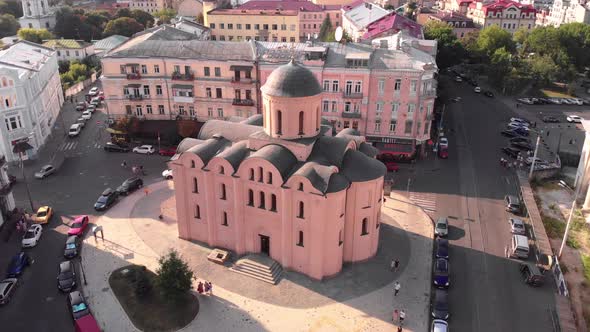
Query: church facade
170 60 386 280
19 0 57 30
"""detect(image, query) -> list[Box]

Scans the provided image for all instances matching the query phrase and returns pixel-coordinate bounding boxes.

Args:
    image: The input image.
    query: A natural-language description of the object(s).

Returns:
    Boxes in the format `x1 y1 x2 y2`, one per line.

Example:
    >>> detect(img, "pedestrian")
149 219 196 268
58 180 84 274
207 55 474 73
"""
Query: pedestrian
197 281 204 294
397 325 403 332
399 310 406 324
394 259 400 271
121 160 127 168
392 309 399 322
394 281 401 296
207 281 213 296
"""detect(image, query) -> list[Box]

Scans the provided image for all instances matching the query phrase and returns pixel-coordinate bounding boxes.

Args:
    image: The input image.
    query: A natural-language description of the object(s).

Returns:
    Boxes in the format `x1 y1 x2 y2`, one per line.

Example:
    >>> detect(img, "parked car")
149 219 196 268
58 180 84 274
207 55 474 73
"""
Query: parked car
158 146 177 156
512 127 530 136
505 195 521 214
551 98 563 105
67 291 91 320
510 142 533 151
94 188 118 211
81 110 92 120
30 205 53 224
133 145 155 154
455 76 462 82
542 116 560 123
501 130 524 138
57 261 76 292
21 224 43 248
483 90 494 98
431 319 448 332
90 97 101 106
517 98 534 105
76 117 86 127
0 278 18 305
162 169 173 180
116 177 143 195
510 117 530 124
439 137 448 148
67 215 89 236
510 137 531 145
75 102 86 111
34 164 55 179
435 217 448 237
64 235 81 259
474 86 481 93
519 262 545 287
86 105 96 113
6 252 31 278
438 147 449 159
567 115 583 123
509 218 526 235
103 142 130 153
88 87 99 96
435 238 449 259
431 289 449 320
433 258 450 288
502 147 520 158
507 122 529 129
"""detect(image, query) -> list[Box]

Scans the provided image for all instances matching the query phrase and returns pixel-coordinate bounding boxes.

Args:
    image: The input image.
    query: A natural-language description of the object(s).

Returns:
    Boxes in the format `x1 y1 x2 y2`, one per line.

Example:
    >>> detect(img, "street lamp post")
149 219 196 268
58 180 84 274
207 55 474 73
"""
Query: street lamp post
558 180 580 258
529 135 541 180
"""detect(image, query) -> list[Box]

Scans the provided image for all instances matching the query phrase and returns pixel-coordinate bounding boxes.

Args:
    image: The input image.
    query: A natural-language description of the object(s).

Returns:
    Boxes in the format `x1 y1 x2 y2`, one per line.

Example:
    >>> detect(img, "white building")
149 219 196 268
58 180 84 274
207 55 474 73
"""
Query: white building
42 39 96 62
0 155 16 228
172 17 210 39
0 41 64 162
341 1 391 42
19 0 58 30
545 0 590 26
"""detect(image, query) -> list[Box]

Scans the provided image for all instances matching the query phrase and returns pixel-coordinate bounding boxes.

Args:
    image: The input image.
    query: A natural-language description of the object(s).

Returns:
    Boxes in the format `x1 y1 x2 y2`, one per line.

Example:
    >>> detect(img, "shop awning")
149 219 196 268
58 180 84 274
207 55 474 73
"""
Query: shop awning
172 84 193 89
106 128 127 135
230 65 253 71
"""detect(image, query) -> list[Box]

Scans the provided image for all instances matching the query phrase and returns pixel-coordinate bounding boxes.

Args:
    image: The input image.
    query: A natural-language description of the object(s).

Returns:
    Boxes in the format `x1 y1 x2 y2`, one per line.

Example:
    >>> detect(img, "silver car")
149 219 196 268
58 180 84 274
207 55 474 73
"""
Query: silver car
0 278 18 305
34 165 55 179
509 218 526 235
435 217 449 237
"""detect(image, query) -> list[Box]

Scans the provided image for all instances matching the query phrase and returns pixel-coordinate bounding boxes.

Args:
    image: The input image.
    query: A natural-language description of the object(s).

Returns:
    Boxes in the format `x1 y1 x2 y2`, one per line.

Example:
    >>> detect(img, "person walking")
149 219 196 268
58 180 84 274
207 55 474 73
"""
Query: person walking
197 281 204 294
399 310 406 324
393 259 400 271
392 309 399 322
397 326 403 332
207 281 213 296
394 281 401 296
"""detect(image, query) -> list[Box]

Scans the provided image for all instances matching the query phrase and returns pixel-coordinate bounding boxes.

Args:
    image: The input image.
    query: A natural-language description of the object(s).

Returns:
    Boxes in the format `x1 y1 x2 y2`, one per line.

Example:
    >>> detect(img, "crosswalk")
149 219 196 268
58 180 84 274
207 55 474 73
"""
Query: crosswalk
57 141 102 151
409 192 437 213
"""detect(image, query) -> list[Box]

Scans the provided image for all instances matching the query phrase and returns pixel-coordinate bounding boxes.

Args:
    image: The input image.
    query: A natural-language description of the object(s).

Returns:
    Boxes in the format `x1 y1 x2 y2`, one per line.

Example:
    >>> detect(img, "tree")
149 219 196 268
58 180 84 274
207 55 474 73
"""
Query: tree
527 54 559 85
424 20 464 68
0 14 19 38
155 250 194 302
513 27 529 47
58 60 70 74
476 25 515 59
0 0 22 17
153 8 176 25
489 47 512 89
196 13 204 24
404 2 417 20
115 8 132 19
103 17 144 37
17 28 54 43
318 16 333 41
130 9 154 28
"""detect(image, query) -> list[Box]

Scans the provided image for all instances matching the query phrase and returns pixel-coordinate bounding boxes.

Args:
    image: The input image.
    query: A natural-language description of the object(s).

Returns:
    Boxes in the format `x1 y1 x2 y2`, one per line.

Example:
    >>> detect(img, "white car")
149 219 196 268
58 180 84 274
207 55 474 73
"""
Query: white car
75 118 86 127
81 110 92 120
439 137 449 148
567 115 583 123
133 145 155 154
572 98 584 105
431 319 448 332
474 87 481 93
517 98 534 105
551 98 563 105
510 117 529 124
22 224 43 248
34 165 55 179
88 87 99 96
455 76 462 82
162 169 173 180
435 217 449 237
90 97 101 106
86 105 96 113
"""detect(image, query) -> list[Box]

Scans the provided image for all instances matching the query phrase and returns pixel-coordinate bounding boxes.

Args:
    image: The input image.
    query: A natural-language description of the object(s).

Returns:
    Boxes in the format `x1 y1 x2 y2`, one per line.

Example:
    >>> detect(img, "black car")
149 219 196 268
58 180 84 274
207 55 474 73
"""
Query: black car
542 116 560 123
94 188 118 211
64 235 80 259
57 261 76 292
501 130 525 138
116 177 143 196
431 289 449 320
511 141 533 151
510 137 531 145
67 291 90 320
483 90 494 98
502 147 520 158
104 142 130 153
435 238 449 259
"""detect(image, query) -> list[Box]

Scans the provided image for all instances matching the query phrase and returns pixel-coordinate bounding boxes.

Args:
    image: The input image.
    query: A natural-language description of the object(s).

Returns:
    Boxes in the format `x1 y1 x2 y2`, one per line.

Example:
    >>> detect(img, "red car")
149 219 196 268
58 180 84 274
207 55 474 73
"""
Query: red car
158 146 177 156
438 147 449 159
67 215 89 236
384 161 399 172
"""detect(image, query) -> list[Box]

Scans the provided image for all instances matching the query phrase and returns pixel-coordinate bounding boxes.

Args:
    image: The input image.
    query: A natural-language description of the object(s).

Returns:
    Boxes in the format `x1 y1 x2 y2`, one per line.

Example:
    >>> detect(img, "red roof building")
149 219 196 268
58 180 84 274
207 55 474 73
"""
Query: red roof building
362 12 424 40
467 0 536 33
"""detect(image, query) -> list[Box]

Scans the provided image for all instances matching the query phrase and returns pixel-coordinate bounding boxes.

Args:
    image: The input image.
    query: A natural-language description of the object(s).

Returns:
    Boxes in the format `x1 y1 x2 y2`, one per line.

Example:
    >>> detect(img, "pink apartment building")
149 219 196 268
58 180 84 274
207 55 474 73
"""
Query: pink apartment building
170 60 386 280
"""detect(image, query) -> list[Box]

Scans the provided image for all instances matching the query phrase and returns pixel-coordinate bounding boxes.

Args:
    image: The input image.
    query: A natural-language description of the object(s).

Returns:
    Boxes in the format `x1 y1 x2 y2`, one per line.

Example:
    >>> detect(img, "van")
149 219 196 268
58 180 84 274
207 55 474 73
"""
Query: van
505 195 521 214
508 234 530 259
69 123 82 137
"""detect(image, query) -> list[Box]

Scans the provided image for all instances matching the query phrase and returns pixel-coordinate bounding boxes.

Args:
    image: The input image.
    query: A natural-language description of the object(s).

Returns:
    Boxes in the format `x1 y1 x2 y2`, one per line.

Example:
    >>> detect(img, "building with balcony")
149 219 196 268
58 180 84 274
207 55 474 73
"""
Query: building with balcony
0 41 64 162
170 60 386 280
0 156 16 228
41 39 96 62
466 0 537 33
129 0 172 14
544 0 590 26
19 0 58 30
341 1 391 42
417 10 478 38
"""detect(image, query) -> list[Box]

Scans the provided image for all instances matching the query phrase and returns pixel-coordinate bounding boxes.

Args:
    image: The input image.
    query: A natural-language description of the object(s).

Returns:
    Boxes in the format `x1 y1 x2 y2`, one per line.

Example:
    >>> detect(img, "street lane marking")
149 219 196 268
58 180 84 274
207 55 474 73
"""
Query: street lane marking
409 192 436 212
59 142 78 151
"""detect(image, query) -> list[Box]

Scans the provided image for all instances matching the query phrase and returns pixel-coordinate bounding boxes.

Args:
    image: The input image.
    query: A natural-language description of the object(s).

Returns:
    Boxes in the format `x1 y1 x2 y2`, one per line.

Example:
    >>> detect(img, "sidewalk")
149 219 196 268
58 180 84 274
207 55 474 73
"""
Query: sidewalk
81 181 434 332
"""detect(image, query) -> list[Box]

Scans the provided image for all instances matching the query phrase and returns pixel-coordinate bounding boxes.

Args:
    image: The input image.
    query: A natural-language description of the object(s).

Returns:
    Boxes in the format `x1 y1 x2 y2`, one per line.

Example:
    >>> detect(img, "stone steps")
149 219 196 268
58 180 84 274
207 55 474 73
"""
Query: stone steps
229 255 283 285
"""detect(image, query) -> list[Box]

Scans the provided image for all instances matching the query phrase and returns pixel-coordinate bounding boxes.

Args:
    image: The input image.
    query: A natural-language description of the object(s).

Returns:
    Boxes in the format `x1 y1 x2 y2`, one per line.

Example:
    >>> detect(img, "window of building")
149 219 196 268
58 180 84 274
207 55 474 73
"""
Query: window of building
75 51 79 57
298 111 304 134
249 168 254 180
322 100 329 112
344 101 351 112
276 110 282 134
245 24 251 29
343 120 350 128
156 85 162 95
66 50 70 56
143 85 150 95
216 88 222 98
154 64 160 73
374 121 381 132
290 24 296 31
259 191 265 209
257 166 263 182
173 65 180 73
206 88 212 98
141 65 147 74
405 120 413 134
408 103 415 113
222 212 228 226
297 201 304 218
290 37 296 42
228 23 233 29
281 37 287 42
5 115 22 131
146 105 152 114
210 23 215 29
204 67 210 76
297 231 304 247
394 79 401 91
254 24 260 30
219 166 225 175
267 172 272 184
189 106 195 116
332 80 339 92
376 101 383 113
410 80 417 93
361 218 369 235
208 108 213 117
354 81 362 93
217 108 223 118
378 79 384 94
323 80 330 91
192 177 198 193
339 230 343 246
389 120 397 132
220 23 225 29
214 67 221 77
136 105 143 116
270 194 277 211
281 24 286 30
263 24 269 30
247 189 254 206
191 160 196 168
228 36 234 41
194 205 200 219
178 105 185 115
331 101 337 112
158 105 165 114
220 183 226 200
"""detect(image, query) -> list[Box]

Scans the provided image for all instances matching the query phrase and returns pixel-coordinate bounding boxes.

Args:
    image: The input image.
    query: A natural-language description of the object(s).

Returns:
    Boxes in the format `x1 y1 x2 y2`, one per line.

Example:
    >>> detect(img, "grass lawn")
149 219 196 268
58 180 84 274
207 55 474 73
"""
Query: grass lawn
109 265 199 332
540 89 574 98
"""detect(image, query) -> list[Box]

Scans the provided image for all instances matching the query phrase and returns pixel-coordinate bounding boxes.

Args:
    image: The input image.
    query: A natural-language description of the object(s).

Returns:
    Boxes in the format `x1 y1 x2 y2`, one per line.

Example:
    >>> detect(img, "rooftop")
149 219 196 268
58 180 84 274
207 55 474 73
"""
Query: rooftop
92 35 129 51
342 1 390 29
133 25 200 41
362 12 424 40
209 0 340 15
42 39 91 49
475 0 536 12
106 39 256 60
0 41 54 74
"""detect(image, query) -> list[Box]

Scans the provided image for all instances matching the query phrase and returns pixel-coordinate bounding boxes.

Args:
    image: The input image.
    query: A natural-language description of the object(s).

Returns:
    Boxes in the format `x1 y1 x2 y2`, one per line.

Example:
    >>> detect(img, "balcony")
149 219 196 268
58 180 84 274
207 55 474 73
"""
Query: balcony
126 73 141 80
126 95 143 100
342 111 362 119
342 92 363 99
232 99 255 106
174 96 194 103
231 77 253 84
172 72 195 81
422 90 437 97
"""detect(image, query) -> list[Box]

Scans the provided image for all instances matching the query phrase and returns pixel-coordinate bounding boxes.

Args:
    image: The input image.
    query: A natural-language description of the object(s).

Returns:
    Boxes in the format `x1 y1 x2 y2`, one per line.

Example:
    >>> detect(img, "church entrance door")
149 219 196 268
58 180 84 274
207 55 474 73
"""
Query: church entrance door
259 235 270 255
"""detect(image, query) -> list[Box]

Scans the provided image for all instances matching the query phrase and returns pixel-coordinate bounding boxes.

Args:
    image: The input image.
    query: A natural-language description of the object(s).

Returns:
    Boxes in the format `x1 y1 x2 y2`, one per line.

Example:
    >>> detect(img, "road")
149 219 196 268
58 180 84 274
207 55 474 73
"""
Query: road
0 83 172 332
394 75 557 332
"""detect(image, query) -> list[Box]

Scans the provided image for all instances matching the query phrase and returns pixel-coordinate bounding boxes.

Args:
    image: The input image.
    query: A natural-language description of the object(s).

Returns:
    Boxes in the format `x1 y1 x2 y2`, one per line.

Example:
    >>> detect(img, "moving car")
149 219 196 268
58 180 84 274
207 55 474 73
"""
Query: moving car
81 110 92 120
64 235 81 259
542 116 560 123
30 205 53 224
103 142 130 153
438 147 449 159
0 278 18 305
567 115 583 123
133 145 155 154
162 169 173 180
34 164 55 179
474 86 481 93
435 238 449 259
69 123 83 137
483 90 494 97
116 177 143 195
67 215 89 236
435 217 448 237
21 224 43 248
94 188 118 211
6 252 31 278
431 289 449 320
455 76 462 82
502 147 520 158
509 218 526 235
433 258 450 288
57 261 76 292
158 146 177 156
431 319 448 332
86 105 96 113
88 87 99 96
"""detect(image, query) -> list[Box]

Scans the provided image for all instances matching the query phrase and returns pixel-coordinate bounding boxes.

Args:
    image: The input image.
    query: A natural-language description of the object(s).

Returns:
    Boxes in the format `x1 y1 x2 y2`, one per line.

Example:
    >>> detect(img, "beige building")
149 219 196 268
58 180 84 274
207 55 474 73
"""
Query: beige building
129 0 171 14
467 0 536 33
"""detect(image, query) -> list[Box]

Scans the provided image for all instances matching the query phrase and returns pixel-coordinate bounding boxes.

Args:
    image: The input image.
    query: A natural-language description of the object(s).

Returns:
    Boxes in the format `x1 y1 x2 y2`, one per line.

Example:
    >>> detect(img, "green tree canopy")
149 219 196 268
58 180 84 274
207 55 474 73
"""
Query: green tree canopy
424 20 464 68
318 16 333 41
153 8 176 25
103 17 144 37
130 9 154 28
526 54 559 85
155 250 194 302
17 28 54 44
489 47 512 87
0 0 22 17
0 14 19 38
476 25 515 59
115 8 132 19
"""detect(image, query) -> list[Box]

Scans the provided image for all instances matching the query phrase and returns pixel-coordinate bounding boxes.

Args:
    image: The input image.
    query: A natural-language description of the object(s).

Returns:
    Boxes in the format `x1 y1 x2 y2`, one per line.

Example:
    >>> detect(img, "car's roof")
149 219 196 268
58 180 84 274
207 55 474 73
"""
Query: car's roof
436 217 447 223
66 235 78 243
102 188 113 196
38 206 49 212
68 290 84 304
74 215 88 222
510 218 524 224
42 164 53 169
60 260 72 272
140 145 153 148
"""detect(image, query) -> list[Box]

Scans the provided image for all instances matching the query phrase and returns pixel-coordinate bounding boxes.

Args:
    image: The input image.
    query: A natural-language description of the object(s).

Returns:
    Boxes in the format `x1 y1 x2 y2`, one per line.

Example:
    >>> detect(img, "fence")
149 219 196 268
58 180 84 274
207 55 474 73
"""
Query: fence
64 72 98 98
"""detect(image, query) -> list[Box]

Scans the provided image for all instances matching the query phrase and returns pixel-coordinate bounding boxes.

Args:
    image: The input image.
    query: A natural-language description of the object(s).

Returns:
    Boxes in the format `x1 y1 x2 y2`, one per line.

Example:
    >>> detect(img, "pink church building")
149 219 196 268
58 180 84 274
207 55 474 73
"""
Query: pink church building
170 60 386 280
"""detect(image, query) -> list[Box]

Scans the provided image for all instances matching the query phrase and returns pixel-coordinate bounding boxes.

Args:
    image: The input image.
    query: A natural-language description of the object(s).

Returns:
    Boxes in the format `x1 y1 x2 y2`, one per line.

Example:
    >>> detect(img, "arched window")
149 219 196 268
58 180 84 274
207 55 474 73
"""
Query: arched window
297 201 304 218
361 218 368 235
258 166 263 182
219 166 224 174
222 211 228 226
192 177 198 193
5 99 9 107
276 110 282 134
249 168 254 180
267 171 272 184
297 230 304 247
270 194 277 211
194 205 201 219
259 191 266 209
220 183 226 200
248 189 254 205
298 111 304 134
190 160 196 168
1 78 6 87
298 182 303 191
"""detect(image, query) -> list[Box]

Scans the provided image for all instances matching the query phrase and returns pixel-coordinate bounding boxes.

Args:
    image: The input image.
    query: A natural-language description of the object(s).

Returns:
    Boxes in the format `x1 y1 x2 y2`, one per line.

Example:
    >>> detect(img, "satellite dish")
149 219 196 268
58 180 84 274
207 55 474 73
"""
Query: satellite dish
307 33 311 41
335 26 343 42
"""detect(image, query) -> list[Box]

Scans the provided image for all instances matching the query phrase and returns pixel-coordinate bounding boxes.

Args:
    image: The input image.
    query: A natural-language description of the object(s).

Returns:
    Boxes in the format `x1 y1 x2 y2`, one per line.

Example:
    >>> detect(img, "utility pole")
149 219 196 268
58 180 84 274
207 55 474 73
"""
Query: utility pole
529 135 541 180
438 104 446 132
558 181 580 258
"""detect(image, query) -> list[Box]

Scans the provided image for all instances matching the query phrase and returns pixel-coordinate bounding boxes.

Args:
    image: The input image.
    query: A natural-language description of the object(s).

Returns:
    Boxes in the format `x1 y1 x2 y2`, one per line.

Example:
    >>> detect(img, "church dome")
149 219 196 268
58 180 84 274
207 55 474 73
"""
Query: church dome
261 59 322 98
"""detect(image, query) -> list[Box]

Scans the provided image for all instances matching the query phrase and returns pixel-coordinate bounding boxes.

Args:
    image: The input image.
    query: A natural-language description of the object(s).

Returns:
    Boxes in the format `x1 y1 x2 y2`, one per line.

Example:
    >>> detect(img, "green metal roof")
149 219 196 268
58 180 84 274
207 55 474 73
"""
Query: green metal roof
42 39 90 49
